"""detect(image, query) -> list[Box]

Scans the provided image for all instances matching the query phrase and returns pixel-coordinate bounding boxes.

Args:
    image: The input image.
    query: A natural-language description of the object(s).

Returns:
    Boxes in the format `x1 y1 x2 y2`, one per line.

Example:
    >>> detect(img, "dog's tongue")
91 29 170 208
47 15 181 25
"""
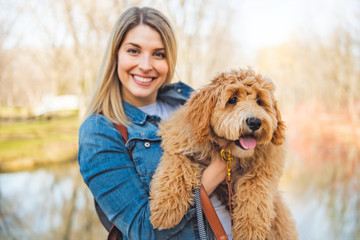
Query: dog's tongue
239 136 257 150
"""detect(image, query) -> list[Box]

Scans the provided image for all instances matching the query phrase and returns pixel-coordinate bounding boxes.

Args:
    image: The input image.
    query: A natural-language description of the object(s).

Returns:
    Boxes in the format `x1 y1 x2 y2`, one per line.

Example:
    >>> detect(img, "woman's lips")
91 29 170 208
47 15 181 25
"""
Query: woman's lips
131 74 155 86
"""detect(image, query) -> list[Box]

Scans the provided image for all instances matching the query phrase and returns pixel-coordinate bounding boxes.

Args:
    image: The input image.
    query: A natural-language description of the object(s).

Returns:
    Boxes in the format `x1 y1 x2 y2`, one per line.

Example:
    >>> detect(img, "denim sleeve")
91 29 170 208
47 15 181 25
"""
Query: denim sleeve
78 115 196 239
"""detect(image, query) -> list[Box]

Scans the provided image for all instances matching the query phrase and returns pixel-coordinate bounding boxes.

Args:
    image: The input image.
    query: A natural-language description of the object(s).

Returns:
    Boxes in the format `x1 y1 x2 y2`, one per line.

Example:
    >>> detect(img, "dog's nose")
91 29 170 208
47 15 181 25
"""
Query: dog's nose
246 117 262 131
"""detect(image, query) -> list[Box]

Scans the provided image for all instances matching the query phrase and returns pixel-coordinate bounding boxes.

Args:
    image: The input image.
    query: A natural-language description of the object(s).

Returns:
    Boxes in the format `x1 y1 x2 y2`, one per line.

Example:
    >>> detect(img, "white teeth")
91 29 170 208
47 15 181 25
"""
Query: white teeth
133 75 153 83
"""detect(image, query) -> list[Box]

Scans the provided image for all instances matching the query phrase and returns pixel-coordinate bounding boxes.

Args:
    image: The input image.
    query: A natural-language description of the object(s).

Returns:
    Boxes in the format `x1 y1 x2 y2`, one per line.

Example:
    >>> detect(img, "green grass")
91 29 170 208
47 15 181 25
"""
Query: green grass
0 112 80 172
0 107 32 119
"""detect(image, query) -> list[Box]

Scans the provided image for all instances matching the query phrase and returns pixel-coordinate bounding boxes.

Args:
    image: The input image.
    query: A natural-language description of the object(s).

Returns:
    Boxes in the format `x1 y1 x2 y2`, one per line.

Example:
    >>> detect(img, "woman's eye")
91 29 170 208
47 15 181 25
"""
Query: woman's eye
256 99 263 106
227 96 238 104
127 49 138 54
154 52 166 58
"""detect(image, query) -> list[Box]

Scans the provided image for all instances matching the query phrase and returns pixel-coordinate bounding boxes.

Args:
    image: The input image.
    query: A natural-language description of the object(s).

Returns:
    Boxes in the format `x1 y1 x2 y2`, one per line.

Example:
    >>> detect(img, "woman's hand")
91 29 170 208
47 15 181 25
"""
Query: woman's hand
201 151 227 195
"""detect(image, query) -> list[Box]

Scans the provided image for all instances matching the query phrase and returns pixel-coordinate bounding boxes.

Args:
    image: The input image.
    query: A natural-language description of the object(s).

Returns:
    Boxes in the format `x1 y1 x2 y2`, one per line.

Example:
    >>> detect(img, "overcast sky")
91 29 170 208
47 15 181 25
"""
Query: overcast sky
234 0 359 54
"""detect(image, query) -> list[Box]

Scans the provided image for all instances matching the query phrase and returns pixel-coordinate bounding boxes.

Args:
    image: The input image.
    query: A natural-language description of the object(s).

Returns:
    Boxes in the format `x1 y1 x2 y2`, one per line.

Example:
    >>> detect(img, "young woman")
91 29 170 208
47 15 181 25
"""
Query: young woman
78 7 230 239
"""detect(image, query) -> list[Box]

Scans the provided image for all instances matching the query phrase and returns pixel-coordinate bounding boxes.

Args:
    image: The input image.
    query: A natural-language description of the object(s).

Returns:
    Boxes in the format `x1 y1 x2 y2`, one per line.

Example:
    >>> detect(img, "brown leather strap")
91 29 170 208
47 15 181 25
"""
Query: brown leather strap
108 225 121 240
226 178 233 219
114 123 133 159
114 124 128 142
200 185 228 240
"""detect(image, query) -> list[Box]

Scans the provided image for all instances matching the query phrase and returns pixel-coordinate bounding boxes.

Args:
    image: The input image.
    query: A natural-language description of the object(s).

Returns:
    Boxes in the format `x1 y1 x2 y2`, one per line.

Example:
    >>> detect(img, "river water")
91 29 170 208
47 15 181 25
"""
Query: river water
0 162 358 240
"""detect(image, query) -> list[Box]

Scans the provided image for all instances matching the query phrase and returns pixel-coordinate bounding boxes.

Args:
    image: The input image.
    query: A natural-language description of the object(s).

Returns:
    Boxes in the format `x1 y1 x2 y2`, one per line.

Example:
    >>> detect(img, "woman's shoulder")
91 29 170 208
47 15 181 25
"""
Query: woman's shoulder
172 81 194 91
161 82 193 95
80 114 116 136
158 82 194 105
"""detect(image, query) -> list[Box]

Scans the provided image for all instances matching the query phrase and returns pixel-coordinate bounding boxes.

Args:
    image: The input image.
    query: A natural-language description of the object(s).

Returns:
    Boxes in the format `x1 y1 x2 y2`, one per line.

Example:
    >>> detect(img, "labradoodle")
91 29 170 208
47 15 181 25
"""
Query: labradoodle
149 68 298 240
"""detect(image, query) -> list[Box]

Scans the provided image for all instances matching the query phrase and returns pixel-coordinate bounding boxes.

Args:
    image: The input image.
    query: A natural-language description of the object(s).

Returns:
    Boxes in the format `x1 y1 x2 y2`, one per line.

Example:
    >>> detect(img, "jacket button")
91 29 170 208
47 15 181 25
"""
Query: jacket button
177 88 181 93
144 142 150 148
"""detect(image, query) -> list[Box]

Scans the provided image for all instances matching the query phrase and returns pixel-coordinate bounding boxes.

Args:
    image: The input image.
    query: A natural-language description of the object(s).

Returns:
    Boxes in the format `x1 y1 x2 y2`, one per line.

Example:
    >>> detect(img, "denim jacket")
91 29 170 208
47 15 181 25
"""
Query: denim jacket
78 82 212 240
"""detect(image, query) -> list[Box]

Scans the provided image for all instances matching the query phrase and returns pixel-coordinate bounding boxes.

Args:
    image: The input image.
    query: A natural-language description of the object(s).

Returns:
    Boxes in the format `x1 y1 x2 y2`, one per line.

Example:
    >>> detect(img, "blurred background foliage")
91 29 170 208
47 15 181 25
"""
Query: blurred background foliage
0 0 359 239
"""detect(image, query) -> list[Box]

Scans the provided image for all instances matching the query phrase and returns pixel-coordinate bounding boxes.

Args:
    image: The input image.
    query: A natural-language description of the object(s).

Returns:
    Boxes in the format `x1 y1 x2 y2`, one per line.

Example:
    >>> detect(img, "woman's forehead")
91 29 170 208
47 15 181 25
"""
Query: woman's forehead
122 25 164 49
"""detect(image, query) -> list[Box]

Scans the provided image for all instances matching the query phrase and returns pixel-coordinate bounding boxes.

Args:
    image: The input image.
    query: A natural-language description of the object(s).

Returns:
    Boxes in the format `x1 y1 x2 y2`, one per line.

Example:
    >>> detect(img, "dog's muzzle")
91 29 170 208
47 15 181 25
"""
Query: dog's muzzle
234 117 261 150
246 117 262 131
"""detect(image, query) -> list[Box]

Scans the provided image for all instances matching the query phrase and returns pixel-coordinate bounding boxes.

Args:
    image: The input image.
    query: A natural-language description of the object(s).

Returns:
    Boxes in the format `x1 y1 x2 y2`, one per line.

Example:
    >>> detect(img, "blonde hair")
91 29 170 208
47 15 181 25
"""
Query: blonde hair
84 7 177 125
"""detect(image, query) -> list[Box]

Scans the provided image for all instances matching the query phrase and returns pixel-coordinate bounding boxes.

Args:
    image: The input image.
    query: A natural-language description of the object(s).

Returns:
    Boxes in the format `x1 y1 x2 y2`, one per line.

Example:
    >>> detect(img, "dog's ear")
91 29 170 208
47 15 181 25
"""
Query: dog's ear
271 100 286 145
186 88 217 143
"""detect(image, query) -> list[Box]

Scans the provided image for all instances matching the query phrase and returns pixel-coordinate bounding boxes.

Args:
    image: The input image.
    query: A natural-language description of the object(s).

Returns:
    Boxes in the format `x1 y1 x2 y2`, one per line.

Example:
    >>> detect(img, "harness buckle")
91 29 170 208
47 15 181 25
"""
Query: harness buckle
220 149 233 182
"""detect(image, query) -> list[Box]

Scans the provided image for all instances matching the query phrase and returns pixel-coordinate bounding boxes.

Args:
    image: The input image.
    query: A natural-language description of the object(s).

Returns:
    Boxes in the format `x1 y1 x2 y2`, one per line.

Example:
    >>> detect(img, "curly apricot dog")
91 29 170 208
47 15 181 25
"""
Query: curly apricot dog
149 68 298 240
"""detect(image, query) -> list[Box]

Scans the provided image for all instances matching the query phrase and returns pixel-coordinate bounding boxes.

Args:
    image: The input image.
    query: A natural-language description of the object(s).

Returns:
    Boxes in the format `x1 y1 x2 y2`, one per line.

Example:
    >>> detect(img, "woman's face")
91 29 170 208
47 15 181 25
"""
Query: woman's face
117 24 169 107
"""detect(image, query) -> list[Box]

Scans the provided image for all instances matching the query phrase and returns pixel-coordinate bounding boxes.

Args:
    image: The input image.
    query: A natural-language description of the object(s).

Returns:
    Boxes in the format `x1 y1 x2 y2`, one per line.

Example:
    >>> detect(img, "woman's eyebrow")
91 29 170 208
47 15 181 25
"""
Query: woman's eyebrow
124 42 141 48
124 42 165 51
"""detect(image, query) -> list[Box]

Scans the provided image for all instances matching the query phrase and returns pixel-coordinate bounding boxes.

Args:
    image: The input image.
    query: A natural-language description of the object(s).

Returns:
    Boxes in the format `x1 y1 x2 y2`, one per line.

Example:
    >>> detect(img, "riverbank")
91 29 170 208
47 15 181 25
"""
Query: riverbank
0 111 80 173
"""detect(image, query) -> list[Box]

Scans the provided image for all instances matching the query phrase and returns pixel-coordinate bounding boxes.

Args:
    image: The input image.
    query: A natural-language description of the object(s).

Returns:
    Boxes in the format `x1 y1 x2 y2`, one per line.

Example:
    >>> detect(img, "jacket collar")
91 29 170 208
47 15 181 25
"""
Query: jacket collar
123 101 148 125
123 82 193 125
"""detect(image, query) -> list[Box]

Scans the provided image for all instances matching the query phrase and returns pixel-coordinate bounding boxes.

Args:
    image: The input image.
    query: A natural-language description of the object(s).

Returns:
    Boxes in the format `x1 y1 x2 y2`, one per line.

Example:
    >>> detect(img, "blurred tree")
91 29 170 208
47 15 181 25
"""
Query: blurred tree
321 26 360 120
0 2 22 107
256 24 360 115
163 0 237 87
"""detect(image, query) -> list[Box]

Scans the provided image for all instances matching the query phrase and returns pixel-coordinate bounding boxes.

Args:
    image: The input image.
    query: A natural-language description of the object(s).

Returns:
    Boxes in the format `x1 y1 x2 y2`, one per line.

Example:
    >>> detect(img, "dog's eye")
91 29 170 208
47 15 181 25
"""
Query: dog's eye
228 97 238 104
256 99 263 106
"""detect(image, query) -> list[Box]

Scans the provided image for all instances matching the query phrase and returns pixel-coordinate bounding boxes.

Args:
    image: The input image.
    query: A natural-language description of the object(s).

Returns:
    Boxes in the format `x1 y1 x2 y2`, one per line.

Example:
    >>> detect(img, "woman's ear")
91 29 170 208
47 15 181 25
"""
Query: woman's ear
271 100 286 145
186 88 217 143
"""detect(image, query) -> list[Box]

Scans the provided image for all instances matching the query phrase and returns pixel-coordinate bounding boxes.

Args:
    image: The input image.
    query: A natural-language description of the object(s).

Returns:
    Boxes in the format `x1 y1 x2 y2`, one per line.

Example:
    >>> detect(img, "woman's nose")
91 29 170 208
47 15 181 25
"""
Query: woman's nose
138 54 153 71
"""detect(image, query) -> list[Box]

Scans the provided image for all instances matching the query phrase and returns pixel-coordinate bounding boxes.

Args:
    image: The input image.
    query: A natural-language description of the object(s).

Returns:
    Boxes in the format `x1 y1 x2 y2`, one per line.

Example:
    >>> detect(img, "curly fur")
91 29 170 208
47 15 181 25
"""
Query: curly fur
149 68 298 239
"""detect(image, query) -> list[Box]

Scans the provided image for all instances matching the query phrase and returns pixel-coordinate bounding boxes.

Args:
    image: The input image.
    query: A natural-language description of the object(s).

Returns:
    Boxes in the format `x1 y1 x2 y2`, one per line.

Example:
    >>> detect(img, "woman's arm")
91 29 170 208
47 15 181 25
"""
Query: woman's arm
78 115 194 239
201 152 227 195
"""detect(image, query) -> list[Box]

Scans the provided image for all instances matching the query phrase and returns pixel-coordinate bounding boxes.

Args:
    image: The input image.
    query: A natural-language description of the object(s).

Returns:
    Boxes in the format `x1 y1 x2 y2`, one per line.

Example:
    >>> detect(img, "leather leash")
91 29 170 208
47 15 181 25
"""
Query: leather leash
200 185 228 240
200 149 234 240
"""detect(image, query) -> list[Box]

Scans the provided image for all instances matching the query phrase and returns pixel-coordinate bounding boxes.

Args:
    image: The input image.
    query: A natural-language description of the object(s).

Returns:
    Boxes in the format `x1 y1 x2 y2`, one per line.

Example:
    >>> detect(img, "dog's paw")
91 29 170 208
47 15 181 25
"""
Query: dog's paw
149 201 187 229
232 224 268 240
149 189 193 229
148 152 201 229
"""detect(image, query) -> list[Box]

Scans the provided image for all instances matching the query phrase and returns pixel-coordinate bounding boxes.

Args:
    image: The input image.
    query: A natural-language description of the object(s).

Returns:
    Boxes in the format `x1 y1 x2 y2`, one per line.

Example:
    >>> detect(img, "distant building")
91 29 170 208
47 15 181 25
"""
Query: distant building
34 94 79 116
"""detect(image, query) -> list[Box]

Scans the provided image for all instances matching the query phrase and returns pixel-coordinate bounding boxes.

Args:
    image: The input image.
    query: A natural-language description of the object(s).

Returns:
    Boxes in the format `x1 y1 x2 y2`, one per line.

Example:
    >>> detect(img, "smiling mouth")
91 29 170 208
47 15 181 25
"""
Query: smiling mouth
132 74 155 84
235 135 257 150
